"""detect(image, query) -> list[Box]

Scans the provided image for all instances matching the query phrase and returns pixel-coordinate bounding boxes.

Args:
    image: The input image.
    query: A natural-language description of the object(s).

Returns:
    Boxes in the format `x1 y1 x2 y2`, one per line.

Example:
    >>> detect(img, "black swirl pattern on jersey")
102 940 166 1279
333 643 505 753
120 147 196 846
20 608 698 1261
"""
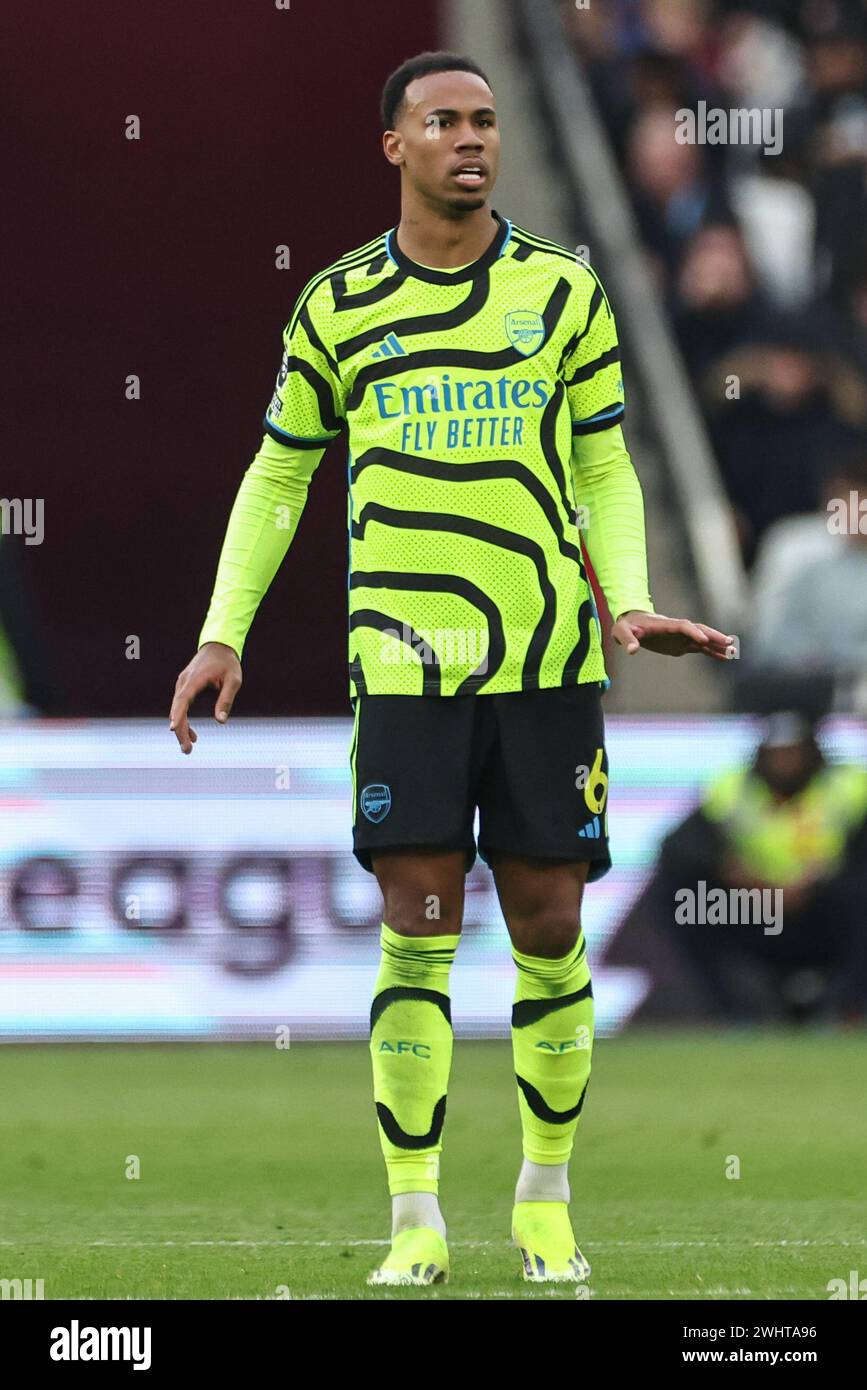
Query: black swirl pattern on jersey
298 300 339 376
350 506 557 691
558 281 604 373
348 608 442 693
287 235 388 336
333 274 491 362
331 268 408 313
565 344 621 387
561 597 595 684
279 356 343 434
538 381 583 529
344 277 572 412
351 448 584 567
349 570 505 694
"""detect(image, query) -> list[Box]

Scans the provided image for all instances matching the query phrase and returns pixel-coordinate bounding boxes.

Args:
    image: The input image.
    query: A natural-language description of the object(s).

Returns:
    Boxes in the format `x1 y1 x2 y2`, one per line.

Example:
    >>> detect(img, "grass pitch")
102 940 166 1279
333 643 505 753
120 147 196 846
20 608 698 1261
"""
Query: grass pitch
1 1032 864 1300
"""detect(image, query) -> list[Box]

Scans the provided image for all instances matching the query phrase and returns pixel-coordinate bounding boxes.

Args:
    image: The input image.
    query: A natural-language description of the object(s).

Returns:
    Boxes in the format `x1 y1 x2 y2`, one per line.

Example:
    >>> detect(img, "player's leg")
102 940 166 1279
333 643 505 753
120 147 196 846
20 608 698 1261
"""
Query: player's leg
490 853 594 1282
366 848 464 1285
350 693 481 1286
476 683 609 1282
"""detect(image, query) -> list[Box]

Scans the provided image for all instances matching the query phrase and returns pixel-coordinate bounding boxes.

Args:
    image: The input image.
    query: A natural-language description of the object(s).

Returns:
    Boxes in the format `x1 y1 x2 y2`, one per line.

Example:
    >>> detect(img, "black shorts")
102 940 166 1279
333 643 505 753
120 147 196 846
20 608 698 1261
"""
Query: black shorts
349 684 611 881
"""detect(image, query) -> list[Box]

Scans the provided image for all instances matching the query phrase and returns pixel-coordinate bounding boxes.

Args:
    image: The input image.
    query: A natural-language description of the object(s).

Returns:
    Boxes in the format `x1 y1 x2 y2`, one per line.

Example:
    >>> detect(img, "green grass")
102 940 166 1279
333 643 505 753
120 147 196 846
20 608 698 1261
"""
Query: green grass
1 1032 865 1299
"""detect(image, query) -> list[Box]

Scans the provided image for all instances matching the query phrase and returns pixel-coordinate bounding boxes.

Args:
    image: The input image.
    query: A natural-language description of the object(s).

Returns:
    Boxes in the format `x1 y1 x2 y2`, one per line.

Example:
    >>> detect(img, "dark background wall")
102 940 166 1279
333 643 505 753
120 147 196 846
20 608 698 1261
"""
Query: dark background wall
4 1 440 715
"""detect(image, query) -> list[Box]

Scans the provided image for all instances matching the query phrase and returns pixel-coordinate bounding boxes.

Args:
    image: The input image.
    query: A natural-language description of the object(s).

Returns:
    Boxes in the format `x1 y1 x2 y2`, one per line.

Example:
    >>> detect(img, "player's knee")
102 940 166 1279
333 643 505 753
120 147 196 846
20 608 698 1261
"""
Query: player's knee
509 910 582 959
382 893 463 936
382 874 463 935
386 917 463 939
376 860 464 936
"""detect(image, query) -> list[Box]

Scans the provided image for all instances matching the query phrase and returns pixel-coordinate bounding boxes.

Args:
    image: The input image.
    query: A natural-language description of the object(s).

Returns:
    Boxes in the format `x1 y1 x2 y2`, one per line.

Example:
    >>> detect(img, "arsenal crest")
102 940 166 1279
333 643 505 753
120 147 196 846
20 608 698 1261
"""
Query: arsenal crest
505 310 545 356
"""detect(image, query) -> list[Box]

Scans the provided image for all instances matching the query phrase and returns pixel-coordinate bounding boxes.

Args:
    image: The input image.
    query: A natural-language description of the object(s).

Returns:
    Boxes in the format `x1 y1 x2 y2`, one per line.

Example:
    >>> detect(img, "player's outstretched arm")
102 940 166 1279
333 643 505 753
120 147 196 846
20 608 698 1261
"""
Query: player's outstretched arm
169 433 328 755
169 641 242 754
565 275 737 664
569 426 736 662
170 281 342 755
612 611 735 661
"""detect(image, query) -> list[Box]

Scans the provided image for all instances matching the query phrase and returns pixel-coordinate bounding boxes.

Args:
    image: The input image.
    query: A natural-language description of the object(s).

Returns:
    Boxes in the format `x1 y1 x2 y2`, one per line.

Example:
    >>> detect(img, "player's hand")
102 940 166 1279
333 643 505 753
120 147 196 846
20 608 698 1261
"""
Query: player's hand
612 611 736 661
169 642 242 754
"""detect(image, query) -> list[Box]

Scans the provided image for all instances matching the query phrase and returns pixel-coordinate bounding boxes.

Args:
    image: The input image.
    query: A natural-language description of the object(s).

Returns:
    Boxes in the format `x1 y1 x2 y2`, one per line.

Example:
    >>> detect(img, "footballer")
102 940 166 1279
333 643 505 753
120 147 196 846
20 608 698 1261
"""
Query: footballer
169 52 733 1286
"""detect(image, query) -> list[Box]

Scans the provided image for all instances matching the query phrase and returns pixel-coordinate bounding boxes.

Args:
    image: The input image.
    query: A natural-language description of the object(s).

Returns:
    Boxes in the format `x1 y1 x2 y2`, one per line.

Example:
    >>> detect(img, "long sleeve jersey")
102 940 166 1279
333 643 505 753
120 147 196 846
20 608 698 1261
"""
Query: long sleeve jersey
199 211 654 696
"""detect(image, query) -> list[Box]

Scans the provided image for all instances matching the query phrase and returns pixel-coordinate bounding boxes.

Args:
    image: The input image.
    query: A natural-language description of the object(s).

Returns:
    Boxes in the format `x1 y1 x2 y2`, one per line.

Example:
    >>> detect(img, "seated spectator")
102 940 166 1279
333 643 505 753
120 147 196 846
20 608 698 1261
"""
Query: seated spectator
829 244 867 382
672 221 772 380
748 446 867 679
804 7 867 297
626 107 731 283
698 312 867 560
639 712 867 1023
748 447 865 659
728 166 817 310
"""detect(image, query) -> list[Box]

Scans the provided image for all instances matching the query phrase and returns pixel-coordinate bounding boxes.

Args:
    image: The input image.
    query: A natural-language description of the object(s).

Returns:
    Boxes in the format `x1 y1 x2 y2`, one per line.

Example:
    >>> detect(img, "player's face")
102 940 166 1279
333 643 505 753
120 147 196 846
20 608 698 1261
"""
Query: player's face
384 70 500 213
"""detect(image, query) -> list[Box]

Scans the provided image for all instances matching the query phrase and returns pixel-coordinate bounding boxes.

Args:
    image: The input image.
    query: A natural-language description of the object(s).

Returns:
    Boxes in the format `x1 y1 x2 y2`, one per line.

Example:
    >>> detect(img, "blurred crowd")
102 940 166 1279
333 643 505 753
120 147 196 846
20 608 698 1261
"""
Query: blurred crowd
562 0 867 1022
563 0 867 690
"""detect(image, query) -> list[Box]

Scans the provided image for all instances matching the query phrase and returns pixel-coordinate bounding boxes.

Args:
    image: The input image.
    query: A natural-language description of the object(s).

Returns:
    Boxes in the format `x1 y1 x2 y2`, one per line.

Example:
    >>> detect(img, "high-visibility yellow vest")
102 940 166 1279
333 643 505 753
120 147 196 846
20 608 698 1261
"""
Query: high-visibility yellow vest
701 764 867 885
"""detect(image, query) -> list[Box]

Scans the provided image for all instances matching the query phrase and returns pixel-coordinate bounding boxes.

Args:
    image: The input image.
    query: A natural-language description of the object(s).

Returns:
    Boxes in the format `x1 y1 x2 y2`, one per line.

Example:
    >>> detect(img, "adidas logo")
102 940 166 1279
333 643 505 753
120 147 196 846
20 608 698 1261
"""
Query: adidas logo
577 815 602 840
372 332 407 359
